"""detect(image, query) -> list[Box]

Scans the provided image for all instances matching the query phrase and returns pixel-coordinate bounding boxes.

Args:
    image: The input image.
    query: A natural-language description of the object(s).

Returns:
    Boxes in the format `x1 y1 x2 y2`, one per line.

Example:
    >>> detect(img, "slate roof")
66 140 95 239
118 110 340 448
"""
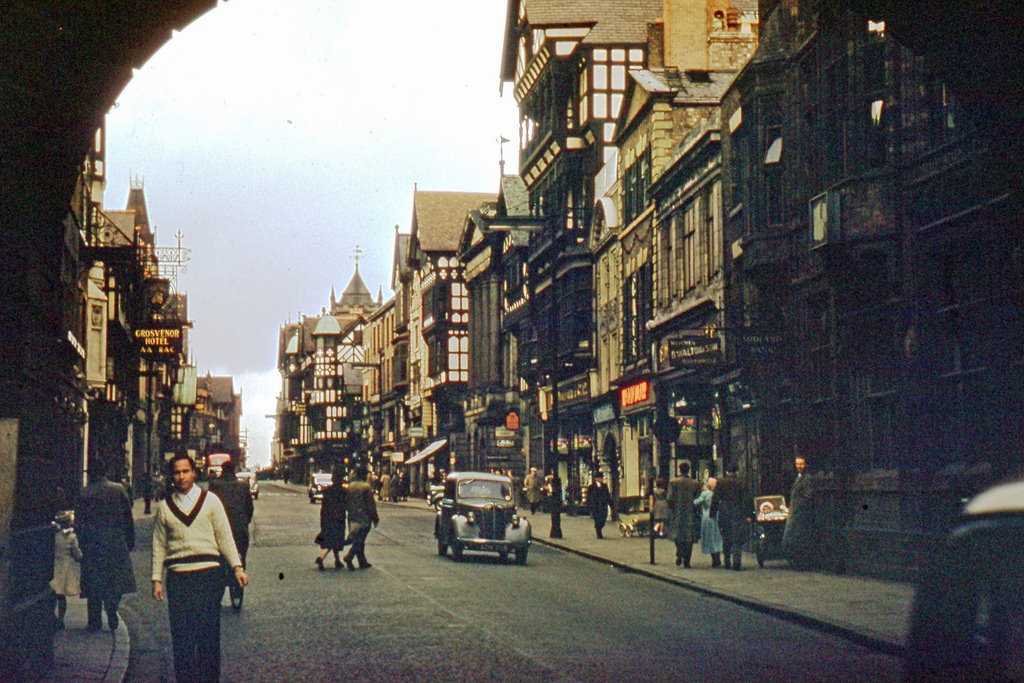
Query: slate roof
198 374 235 405
392 229 411 289
499 175 531 217
522 0 663 44
339 265 373 309
631 68 737 104
413 190 496 253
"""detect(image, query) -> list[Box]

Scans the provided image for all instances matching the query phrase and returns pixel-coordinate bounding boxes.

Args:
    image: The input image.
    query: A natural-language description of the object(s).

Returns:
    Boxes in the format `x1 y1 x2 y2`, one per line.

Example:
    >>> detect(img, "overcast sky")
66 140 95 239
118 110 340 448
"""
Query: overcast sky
104 1 519 468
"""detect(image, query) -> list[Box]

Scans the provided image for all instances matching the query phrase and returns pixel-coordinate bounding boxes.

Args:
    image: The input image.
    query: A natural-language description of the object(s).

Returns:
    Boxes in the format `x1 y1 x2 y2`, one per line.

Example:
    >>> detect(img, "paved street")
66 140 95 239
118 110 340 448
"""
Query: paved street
112 482 901 681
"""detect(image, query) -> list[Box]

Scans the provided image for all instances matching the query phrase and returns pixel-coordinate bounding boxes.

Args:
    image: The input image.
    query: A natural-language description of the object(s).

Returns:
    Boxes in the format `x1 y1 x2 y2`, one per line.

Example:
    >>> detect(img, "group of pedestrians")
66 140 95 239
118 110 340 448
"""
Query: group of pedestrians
315 465 379 571
375 468 409 502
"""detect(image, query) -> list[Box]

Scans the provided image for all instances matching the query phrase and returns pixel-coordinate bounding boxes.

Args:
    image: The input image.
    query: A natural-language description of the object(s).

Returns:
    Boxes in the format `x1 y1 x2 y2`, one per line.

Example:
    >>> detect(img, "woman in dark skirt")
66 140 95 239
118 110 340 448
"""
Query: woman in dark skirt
314 472 348 570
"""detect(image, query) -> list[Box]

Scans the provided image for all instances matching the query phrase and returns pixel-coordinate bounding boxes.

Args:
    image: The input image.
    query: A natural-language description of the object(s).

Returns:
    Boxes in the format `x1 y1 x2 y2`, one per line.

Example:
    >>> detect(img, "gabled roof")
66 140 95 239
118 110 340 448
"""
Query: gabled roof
198 374 235 405
526 0 662 44
412 190 496 253
502 0 662 80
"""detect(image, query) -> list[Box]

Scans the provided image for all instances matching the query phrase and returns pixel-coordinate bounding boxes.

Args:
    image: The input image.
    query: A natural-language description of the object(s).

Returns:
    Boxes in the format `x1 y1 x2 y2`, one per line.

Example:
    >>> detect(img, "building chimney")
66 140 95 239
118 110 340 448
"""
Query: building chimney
647 21 665 69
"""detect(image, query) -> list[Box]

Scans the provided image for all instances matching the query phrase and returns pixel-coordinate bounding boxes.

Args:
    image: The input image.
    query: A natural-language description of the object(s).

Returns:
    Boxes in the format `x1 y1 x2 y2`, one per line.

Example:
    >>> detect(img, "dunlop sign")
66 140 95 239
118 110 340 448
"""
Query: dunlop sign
134 326 183 359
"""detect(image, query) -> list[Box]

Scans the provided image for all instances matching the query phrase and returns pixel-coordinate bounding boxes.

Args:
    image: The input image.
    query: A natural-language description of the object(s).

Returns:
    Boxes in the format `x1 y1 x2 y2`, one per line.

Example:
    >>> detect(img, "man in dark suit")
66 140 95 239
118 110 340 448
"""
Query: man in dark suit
712 463 752 570
667 462 702 567
75 461 136 631
343 465 379 570
208 460 254 567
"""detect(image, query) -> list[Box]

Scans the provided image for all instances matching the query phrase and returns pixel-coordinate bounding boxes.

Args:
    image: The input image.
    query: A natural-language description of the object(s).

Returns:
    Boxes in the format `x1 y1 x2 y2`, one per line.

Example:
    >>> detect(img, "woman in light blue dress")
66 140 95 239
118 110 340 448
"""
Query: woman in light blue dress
694 478 723 567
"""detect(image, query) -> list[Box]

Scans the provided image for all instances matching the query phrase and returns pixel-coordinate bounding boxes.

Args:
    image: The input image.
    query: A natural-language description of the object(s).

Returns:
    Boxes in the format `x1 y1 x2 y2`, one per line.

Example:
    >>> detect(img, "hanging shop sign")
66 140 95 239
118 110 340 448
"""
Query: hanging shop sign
133 324 183 360
557 377 591 406
505 411 520 431
666 335 720 367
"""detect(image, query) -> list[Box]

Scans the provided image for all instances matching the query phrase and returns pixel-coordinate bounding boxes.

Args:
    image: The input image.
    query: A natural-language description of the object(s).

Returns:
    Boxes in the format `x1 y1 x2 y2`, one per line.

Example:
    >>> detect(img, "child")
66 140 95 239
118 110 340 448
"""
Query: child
51 510 82 629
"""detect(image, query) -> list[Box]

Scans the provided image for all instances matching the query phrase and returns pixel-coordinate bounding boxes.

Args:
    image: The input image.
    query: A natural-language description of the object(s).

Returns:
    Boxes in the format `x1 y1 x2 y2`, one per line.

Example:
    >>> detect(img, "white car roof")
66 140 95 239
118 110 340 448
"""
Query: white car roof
963 479 1024 516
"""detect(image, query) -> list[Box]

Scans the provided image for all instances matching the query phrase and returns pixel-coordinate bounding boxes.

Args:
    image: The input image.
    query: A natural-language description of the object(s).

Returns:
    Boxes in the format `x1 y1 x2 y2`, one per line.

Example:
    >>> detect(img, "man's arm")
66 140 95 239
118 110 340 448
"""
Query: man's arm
151 508 167 600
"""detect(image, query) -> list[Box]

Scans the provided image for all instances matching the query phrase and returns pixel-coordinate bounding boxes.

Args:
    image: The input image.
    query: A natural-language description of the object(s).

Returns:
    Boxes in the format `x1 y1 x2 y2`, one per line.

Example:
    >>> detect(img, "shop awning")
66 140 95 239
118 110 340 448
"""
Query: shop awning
404 438 448 466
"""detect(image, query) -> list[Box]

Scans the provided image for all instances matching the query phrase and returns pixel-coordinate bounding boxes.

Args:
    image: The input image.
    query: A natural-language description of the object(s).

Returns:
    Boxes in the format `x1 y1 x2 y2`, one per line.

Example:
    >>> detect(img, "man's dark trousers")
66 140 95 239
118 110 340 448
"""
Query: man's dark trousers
167 567 223 682
344 523 373 567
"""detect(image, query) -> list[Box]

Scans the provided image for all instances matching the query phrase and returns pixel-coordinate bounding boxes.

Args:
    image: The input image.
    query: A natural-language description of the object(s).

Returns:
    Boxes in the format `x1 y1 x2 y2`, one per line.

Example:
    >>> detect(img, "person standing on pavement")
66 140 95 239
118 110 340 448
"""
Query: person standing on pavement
524 467 543 514
782 456 813 567
152 453 247 682
547 469 564 538
342 465 379 570
74 462 136 632
208 460 254 570
666 462 702 567
694 477 723 567
314 468 348 570
711 463 752 570
586 471 612 538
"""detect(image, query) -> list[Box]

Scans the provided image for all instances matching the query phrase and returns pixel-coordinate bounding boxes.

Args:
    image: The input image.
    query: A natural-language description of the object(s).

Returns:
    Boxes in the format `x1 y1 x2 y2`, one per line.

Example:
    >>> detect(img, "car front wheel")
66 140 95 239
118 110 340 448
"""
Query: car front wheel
514 547 528 565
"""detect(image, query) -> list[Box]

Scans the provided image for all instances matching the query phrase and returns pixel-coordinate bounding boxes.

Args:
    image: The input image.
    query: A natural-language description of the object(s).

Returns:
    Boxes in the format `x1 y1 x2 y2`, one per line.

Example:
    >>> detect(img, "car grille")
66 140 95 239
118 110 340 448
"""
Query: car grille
477 505 509 540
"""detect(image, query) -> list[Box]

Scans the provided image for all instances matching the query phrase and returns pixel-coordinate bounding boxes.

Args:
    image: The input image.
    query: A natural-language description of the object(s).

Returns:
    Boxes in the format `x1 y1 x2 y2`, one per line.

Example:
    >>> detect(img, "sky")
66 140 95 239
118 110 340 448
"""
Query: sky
104 0 520 468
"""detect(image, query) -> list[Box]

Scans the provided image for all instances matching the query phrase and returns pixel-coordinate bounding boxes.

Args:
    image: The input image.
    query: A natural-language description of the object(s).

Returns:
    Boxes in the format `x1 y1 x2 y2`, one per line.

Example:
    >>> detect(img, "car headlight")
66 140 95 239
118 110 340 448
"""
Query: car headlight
511 514 521 528
466 511 476 525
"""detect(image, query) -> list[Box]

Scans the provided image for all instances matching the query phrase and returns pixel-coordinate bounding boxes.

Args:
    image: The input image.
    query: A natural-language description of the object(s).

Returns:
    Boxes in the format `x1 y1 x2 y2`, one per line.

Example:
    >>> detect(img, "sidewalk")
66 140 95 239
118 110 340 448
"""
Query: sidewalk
47 592 129 683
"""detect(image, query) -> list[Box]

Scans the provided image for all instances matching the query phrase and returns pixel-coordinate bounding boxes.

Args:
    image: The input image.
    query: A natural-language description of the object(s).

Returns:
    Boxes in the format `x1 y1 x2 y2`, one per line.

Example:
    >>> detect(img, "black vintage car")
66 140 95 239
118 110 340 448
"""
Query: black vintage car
904 478 1024 680
434 471 531 564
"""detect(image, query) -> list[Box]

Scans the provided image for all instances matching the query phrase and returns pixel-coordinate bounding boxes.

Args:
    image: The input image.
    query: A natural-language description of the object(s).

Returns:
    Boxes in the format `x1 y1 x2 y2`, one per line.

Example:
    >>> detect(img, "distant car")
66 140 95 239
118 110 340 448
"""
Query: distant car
236 471 259 500
308 473 332 503
904 478 1024 680
435 471 531 564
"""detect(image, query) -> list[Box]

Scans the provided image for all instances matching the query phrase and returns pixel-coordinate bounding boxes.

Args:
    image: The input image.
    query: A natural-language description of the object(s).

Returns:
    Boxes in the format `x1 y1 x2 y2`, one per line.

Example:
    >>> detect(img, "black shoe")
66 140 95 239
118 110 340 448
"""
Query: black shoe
344 557 355 571
358 562 372 570
675 557 682 566
683 561 691 568
315 557 325 571
334 560 343 570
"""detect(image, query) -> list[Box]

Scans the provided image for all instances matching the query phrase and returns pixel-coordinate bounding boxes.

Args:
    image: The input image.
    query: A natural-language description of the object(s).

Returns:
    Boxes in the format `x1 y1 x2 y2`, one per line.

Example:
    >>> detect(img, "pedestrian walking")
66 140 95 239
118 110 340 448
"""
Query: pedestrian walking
649 478 669 537
666 462 702 568
586 471 612 538
342 465 379 570
50 510 82 629
694 478 723 567
208 460 254 569
547 470 563 538
711 463 752 570
74 462 136 632
314 468 348 570
524 467 543 514
379 471 392 502
152 453 247 682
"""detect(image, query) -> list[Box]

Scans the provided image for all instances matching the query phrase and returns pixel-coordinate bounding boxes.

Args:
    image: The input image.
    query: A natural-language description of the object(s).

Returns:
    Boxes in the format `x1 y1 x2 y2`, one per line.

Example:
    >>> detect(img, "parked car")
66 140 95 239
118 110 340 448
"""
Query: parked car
236 470 259 500
904 477 1024 680
308 473 332 504
435 471 531 564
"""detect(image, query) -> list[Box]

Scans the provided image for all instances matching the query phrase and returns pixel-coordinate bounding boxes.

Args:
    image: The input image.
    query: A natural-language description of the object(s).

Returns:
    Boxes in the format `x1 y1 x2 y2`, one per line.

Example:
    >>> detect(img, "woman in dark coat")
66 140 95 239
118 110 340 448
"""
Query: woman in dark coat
314 474 348 570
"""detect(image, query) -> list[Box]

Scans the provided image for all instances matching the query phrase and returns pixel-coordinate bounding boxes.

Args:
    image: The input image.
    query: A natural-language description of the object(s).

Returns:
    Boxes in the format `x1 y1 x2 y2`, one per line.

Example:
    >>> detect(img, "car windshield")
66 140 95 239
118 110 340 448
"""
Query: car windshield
457 479 511 500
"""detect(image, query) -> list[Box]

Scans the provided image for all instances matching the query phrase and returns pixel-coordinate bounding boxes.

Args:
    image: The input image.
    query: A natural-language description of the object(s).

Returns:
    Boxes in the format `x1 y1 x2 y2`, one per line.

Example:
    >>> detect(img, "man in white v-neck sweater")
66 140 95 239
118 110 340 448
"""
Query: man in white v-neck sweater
152 453 248 682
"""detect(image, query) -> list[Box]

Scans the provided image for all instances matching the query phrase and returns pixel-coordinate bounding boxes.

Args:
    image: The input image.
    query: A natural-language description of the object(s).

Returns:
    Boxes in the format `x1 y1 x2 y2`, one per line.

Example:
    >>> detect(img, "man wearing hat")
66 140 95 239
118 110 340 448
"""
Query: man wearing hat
342 465 379 570
586 471 613 538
